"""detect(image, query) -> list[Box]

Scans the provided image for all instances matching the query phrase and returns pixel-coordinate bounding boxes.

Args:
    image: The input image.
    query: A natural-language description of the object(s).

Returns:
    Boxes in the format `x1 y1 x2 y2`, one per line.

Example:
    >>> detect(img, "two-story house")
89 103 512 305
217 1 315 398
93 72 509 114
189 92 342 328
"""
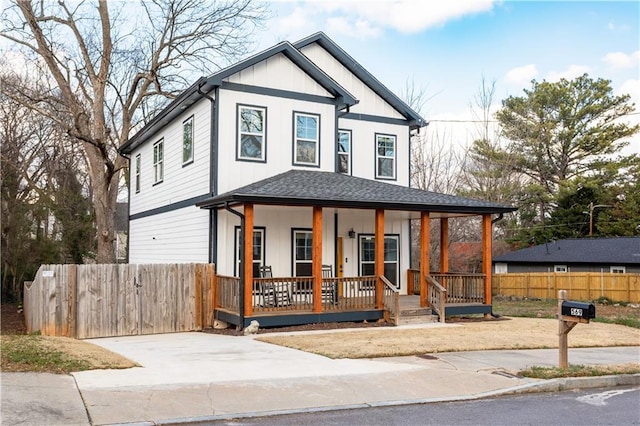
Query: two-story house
120 32 515 328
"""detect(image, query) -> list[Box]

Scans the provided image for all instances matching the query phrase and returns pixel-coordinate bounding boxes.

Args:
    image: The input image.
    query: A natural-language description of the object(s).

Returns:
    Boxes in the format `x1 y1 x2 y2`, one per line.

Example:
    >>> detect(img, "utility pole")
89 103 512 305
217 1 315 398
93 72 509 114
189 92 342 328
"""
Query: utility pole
588 202 611 237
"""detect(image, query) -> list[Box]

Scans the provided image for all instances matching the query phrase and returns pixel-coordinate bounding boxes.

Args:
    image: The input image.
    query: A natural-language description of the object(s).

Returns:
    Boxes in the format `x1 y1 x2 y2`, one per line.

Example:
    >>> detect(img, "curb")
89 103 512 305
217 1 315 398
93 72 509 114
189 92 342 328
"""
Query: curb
151 374 640 425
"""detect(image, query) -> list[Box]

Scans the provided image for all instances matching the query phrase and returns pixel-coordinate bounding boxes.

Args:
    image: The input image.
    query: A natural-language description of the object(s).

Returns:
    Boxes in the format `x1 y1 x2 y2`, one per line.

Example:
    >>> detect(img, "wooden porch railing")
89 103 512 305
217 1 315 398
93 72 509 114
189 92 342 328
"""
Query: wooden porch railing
216 275 240 312
408 269 486 304
215 275 380 315
426 275 446 323
381 275 400 325
430 273 484 303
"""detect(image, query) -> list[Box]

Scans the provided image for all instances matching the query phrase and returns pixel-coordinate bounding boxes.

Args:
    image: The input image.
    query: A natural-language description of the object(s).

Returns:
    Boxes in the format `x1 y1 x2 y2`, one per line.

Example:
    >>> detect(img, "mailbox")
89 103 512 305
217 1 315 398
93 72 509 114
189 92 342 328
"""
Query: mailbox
561 301 596 319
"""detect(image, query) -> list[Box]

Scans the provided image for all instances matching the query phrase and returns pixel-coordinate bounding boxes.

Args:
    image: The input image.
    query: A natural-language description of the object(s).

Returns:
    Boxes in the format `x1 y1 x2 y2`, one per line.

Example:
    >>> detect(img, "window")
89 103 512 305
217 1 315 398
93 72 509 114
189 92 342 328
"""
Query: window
359 234 399 289
153 139 163 184
293 229 313 276
494 263 508 274
294 112 319 166
234 227 265 279
237 105 266 161
182 116 194 165
554 265 567 273
610 266 626 274
337 130 351 174
135 154 141 193
375 133 396 179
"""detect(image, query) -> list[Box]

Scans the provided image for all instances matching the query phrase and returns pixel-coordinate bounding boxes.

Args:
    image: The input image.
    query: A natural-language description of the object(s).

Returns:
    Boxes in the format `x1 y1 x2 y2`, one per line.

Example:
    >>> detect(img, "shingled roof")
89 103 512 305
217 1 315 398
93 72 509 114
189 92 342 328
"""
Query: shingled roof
196 170 516 215
493 237 640 265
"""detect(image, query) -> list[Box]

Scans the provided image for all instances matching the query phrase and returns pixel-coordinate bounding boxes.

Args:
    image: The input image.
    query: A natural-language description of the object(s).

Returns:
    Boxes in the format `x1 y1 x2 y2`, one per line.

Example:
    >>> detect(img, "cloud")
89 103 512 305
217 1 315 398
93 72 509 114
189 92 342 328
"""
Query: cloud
269 0 498 40
546 65 590 82
617 79 640 105
504 64 538 86
602 51 640 69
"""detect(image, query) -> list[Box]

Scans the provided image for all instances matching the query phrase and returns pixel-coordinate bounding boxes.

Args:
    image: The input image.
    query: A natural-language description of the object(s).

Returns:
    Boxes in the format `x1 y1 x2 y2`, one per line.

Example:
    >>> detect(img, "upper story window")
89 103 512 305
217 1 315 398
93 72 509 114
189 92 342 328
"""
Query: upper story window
554 265 567 273
375 133 396 180
337 130 351 174
135 154 141 193
293 112 319 167
237 105 266 162
610 266 625 274
182 116 194 165
153 139 164 184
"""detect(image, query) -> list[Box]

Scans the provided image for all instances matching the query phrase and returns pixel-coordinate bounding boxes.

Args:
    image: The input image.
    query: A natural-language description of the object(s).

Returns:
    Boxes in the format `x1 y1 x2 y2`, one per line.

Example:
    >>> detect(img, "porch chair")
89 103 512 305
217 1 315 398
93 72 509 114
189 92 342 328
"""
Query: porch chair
321 264 338 304
258 265 291 307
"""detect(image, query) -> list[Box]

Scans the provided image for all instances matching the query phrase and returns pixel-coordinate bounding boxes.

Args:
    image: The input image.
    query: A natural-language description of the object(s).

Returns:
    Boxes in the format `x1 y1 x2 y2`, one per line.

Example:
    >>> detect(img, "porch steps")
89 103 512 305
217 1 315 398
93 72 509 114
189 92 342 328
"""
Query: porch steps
396 307 439 325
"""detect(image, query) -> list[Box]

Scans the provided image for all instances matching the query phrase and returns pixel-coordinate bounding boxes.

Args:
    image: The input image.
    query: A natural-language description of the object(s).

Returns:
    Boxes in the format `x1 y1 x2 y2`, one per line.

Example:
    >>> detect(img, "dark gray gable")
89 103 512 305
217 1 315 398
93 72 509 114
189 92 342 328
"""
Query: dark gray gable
121 41 357 154
494 237 640 265
197 170 516 214
294 32 426 128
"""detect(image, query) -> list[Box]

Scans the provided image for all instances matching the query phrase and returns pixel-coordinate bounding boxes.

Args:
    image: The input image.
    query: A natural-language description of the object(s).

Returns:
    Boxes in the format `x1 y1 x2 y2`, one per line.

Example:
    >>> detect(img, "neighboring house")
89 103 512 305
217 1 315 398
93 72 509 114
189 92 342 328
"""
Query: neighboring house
120 32 515 327
114 202 128 262
493 237 640 274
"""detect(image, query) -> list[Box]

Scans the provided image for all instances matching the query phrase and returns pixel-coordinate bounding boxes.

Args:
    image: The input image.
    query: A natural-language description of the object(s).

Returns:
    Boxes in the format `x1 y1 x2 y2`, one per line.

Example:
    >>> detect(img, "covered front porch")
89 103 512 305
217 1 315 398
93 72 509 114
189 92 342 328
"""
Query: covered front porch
197 170 515 328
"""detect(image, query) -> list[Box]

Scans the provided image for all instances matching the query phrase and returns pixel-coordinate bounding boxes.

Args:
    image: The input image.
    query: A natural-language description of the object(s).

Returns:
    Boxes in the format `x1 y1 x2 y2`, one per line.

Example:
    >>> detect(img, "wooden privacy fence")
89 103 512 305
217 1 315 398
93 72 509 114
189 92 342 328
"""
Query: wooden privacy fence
23 263 216 339
492 272 640 303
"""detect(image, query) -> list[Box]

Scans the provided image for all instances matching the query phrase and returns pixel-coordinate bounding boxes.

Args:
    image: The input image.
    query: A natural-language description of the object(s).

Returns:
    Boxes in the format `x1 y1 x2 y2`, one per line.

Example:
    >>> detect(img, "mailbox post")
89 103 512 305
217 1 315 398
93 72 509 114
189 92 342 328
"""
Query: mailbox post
558 290 596 368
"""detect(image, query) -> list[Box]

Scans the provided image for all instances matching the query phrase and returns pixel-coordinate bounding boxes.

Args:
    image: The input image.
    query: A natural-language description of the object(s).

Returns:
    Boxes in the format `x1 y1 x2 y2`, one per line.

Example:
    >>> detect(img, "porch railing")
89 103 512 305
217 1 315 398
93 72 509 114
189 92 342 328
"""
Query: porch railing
408 269 486 304
426 275 446 323
214 275 380 315
216 275 240 312
381 275 400 325
430 273 485 304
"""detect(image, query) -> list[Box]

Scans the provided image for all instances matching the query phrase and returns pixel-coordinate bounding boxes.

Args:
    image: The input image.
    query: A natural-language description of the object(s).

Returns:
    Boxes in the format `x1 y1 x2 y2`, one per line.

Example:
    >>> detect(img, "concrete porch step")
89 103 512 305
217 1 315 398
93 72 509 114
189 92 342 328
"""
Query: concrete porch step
396 314 439 325
399 307 433 316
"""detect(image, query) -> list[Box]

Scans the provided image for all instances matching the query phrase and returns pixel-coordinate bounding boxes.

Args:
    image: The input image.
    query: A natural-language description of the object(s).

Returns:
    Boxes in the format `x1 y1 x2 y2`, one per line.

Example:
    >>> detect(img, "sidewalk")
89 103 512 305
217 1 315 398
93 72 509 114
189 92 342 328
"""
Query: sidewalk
1 330 639 426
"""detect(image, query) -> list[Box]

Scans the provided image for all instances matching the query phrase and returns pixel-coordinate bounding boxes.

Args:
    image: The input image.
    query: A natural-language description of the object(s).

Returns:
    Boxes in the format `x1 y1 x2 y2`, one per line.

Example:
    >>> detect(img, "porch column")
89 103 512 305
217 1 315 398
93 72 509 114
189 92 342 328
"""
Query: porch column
244 203 254 318
482 214 492 306
420 211 430 307
312 206 323 313
440 217 449 273
375 209 384 309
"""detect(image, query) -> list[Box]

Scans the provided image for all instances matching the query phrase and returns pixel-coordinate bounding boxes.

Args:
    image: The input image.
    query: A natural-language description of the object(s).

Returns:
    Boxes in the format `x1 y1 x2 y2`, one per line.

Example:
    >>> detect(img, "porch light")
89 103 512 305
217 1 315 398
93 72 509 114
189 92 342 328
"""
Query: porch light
348 228 356 239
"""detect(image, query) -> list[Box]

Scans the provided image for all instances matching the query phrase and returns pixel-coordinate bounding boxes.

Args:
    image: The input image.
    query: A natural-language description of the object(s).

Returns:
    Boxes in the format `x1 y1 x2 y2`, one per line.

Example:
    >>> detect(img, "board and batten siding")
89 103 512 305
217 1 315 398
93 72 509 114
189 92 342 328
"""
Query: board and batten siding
338 117 410 186
129 97 211 215
217 205 410 293
226 52 332 97
299 43 406 120
216 89 336 194
128 207 209 263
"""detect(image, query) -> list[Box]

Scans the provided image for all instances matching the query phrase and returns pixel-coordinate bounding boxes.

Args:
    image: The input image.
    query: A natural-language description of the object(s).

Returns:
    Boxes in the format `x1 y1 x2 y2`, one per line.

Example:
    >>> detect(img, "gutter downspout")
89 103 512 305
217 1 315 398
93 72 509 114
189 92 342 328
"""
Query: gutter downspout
197 83 217 264
224 202 245 329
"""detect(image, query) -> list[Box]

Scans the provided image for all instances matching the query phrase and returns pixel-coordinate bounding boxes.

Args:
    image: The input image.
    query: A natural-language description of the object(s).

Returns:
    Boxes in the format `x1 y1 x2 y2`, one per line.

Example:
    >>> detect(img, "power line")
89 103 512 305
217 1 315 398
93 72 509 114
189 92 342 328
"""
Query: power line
428 111 640 124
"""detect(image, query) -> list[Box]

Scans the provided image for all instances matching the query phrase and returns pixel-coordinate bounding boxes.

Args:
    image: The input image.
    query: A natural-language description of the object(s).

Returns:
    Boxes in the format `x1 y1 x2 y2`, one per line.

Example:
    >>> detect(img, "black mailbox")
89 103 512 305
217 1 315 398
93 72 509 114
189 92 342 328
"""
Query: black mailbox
561 301 596 319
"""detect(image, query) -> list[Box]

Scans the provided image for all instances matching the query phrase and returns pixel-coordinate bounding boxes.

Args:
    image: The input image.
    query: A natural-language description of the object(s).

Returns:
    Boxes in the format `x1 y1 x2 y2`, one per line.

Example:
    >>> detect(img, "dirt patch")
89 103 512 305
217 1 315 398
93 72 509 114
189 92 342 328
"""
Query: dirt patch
256 317 640 359
1 304 137 373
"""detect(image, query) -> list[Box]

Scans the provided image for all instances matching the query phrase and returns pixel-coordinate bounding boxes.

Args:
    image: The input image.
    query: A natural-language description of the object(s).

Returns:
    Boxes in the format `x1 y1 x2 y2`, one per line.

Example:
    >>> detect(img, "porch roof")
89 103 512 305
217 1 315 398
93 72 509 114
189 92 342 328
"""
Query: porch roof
196 170 516 215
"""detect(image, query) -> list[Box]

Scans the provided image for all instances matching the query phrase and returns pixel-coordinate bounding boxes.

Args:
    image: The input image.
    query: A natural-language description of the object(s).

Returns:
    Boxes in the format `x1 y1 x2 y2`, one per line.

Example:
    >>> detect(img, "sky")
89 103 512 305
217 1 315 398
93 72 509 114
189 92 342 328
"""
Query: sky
257 0 640 153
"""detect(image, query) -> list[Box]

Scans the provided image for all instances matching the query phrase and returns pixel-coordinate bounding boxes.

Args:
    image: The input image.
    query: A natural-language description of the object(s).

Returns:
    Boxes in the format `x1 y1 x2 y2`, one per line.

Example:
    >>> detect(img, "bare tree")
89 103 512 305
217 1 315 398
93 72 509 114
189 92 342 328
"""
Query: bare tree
1 0 270 262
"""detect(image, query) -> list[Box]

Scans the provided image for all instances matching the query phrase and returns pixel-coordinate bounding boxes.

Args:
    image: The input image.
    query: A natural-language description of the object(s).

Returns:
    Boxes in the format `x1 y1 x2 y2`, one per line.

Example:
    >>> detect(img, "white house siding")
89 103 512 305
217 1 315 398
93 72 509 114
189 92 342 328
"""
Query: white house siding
128 207 209 263
129 98 211 215
217 205 410 293
338 117 410 186
226 53 332 97
216 89 337 193
299 43 405 120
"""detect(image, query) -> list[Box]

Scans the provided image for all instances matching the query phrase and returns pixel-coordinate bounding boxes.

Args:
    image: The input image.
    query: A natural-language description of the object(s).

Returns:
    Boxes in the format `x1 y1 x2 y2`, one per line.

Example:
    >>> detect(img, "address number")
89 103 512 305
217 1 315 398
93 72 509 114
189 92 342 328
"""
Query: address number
570 308 583 316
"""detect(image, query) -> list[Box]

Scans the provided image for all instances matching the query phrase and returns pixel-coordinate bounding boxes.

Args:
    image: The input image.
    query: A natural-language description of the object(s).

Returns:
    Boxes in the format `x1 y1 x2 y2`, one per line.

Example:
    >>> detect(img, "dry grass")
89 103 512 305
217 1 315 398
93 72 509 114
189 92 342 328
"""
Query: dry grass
256 317 640 359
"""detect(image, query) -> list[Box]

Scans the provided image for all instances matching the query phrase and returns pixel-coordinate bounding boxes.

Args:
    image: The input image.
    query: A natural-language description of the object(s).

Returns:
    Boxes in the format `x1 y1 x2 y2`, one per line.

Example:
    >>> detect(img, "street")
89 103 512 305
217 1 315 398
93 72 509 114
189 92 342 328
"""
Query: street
214 386 640 425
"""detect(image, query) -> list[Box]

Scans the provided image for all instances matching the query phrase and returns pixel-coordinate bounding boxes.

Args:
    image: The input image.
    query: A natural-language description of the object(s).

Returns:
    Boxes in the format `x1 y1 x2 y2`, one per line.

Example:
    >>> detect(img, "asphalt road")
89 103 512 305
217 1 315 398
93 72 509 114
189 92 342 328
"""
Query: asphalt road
213 386 640 426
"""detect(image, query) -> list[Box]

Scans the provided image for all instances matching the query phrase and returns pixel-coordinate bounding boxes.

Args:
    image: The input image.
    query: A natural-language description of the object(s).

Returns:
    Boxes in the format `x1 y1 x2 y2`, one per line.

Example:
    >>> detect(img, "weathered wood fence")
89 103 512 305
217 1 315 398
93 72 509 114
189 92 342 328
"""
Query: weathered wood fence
492 272 640 303
23 263 216 339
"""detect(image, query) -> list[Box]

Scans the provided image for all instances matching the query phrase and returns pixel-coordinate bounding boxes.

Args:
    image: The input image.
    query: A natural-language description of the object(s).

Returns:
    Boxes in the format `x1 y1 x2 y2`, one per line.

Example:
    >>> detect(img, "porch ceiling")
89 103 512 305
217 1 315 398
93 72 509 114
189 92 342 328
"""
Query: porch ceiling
197 170 516 216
